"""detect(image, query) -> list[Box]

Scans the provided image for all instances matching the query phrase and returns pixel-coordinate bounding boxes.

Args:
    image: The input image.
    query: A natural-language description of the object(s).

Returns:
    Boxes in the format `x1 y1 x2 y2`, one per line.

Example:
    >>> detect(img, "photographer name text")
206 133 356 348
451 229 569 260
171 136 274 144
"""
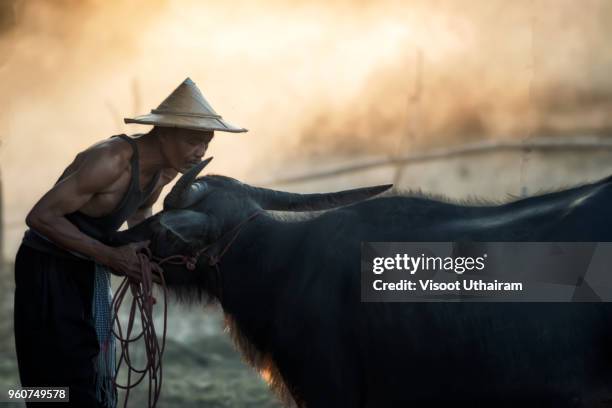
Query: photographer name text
373 279 523 292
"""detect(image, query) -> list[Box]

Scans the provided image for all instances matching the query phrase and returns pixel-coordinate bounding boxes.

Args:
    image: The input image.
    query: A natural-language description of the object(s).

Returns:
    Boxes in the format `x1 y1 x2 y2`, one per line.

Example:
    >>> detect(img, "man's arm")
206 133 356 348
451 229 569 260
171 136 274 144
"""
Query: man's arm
127 206 153 228
26 146 148 280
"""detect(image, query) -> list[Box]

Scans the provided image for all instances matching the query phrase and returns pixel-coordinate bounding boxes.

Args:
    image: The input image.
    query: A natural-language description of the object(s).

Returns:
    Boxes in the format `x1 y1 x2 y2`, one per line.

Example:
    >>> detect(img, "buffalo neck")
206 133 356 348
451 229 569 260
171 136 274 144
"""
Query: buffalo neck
213 213 310 348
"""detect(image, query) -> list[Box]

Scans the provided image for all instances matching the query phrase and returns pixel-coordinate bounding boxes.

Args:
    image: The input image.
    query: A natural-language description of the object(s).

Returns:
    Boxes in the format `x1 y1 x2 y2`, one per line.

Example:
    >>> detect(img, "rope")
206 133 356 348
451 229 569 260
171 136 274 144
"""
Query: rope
111 250 167 408
109 210 262 407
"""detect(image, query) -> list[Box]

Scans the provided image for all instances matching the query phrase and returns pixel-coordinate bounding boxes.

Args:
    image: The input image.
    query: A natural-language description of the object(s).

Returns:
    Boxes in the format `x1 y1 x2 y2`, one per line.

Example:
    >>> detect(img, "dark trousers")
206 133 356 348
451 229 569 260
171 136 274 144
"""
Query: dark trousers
13 244 104 407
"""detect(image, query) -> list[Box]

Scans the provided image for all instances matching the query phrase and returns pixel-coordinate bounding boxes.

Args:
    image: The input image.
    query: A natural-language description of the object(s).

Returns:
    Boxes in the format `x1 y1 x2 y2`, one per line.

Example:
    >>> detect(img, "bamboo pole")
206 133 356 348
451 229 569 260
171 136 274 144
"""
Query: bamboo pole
262 136 612 186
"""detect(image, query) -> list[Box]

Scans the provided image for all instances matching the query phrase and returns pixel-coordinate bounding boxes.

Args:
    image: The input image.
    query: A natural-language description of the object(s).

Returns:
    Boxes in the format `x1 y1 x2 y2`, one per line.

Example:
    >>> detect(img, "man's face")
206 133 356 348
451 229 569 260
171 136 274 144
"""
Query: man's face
158 128 214 173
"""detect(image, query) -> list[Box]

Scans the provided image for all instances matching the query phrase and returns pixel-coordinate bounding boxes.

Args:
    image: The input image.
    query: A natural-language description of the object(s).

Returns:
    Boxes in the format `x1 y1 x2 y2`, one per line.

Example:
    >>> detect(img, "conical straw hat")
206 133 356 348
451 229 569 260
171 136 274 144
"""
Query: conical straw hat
124 78 247 133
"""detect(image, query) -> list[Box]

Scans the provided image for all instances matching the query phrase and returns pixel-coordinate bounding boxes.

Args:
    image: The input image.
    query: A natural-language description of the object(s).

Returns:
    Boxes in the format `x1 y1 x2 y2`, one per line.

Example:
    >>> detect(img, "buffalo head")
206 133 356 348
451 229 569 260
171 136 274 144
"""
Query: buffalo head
113 158 392 280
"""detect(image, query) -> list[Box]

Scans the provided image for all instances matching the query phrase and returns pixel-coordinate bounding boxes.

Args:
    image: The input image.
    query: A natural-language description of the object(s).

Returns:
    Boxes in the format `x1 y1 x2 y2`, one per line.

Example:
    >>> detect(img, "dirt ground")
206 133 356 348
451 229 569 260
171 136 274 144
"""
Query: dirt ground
0 262 282 408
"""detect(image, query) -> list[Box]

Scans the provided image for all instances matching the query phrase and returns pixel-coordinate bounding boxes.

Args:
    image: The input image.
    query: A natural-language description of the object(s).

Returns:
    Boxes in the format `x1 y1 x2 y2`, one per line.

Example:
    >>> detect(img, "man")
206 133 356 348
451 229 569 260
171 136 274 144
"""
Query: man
13 77 247 407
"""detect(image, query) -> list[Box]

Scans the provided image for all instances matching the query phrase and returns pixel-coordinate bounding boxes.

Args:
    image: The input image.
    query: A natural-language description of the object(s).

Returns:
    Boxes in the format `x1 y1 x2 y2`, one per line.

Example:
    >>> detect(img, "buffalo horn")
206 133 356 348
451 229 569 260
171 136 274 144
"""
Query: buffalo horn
249 184 393 211
163 157 213 209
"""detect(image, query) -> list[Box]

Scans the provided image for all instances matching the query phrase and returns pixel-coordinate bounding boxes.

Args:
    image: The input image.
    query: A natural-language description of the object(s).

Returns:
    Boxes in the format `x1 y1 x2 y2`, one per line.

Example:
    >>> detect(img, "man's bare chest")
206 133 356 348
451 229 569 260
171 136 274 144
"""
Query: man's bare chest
82 177 129 217
78 168 160 217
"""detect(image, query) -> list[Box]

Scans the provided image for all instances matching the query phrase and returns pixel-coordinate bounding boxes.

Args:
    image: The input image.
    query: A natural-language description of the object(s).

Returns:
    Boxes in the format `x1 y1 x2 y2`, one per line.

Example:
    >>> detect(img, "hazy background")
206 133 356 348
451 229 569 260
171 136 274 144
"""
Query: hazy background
1 0 612 406
2 0 612 257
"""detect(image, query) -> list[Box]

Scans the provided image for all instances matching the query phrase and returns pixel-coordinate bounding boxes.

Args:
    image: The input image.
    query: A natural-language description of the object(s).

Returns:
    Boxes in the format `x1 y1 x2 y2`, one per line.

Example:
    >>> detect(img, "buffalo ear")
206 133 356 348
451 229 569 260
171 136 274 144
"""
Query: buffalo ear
159 210 212 244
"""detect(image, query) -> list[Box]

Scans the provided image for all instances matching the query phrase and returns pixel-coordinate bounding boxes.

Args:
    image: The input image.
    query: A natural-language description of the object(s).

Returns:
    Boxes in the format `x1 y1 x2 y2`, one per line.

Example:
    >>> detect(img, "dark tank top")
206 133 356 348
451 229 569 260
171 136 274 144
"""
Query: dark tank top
22 134 161 259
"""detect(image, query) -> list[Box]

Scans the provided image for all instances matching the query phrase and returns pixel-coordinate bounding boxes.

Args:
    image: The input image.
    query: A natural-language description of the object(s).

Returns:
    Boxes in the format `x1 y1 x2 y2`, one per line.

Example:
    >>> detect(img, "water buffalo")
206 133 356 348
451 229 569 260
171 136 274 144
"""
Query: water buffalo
111 158 612 407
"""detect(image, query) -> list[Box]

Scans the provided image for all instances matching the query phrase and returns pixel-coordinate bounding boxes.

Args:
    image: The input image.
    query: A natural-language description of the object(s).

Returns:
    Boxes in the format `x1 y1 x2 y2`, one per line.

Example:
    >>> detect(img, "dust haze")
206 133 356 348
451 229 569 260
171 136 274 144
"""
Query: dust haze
1 0 612 257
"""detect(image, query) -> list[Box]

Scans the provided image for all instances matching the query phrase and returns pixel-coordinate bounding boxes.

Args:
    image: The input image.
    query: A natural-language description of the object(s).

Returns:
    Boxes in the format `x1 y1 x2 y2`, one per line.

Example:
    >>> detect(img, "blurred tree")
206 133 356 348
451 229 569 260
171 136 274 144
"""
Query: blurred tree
0 0 17 35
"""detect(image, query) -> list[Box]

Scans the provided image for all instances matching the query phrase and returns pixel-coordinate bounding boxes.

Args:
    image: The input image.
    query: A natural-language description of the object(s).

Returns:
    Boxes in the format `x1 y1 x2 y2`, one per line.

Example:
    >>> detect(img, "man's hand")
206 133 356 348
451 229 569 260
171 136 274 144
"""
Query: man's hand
105 241 151 281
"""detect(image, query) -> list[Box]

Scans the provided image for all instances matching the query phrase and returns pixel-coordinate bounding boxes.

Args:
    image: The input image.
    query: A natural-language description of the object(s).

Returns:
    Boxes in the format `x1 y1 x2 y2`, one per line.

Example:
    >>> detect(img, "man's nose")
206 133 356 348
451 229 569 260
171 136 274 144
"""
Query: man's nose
195 143 208 158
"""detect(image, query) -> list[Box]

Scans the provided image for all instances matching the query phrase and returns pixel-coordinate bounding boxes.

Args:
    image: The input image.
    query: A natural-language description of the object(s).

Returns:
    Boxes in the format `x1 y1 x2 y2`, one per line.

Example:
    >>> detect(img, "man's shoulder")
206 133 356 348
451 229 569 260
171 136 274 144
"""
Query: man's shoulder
78 135 133 168
66 136 133 184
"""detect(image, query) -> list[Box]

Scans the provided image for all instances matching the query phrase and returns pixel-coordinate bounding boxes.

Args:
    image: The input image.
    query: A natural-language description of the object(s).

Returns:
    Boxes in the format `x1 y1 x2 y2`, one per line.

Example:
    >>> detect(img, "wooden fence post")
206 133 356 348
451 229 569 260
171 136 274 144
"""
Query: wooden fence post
0 167 4 265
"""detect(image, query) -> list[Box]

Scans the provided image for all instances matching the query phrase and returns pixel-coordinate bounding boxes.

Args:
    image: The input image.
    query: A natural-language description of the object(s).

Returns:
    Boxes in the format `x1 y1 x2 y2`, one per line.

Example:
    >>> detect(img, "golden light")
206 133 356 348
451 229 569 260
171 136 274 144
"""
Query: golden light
2 0 611 259
259 368 273 385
